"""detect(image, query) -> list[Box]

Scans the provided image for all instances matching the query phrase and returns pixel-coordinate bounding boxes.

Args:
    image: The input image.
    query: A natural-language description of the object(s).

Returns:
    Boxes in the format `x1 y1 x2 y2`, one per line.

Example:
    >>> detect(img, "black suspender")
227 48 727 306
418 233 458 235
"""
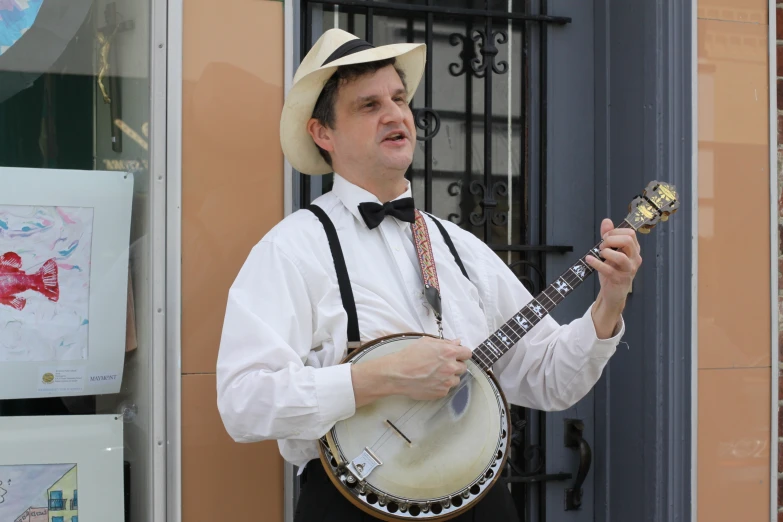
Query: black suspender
308 205 362 348
307 205 470 350
421 211 470 281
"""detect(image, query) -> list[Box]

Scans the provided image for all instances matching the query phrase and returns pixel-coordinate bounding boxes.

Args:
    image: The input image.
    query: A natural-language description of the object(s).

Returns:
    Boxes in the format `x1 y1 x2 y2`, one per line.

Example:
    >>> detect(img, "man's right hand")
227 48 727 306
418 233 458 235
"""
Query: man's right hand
351 337 473 408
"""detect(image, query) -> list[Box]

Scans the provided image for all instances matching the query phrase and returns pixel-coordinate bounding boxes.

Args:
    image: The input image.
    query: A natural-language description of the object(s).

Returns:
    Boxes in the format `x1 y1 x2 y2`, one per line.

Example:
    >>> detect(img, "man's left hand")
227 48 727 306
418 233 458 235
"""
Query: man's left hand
585 218 642 337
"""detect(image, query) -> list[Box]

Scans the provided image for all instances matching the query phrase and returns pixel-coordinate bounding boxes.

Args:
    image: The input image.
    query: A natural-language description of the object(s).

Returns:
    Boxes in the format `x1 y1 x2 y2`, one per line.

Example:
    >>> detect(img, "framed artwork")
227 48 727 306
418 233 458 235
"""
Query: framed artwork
0 167 133 399
0 415 123 522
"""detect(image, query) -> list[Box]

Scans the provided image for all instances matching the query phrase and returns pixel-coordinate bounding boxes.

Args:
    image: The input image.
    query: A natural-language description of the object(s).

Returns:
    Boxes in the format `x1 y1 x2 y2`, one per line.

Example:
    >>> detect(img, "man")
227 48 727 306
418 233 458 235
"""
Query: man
216 29 641 521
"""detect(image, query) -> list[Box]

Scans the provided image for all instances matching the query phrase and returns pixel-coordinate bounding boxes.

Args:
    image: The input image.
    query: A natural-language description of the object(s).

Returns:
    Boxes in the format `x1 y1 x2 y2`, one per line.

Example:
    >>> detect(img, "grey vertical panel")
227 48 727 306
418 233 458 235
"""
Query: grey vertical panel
601 0 648 517
543 1 598 520
595 0 692 521
592 0 612 518
656 1 692 519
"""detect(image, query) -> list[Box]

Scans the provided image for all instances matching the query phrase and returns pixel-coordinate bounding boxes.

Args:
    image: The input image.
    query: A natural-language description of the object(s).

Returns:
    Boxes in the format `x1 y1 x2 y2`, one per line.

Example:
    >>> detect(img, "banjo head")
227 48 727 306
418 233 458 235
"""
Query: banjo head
319 334 510 521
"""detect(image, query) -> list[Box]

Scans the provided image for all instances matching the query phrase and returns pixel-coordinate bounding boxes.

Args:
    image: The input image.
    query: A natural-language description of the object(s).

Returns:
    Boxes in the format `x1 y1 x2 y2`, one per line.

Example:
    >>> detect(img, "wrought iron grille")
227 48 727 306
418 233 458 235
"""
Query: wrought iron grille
299 2 573 519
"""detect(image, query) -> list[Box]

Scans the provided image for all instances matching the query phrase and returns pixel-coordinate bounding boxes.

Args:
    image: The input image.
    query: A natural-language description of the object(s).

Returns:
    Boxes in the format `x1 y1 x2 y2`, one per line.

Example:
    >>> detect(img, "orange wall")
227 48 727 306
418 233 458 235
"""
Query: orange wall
182 1 285 520
696 1 772 520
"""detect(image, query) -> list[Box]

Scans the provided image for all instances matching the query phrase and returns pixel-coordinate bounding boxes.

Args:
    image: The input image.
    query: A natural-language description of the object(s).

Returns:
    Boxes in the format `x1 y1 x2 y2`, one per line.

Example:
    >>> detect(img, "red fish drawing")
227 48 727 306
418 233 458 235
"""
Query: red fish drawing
0 252 59 310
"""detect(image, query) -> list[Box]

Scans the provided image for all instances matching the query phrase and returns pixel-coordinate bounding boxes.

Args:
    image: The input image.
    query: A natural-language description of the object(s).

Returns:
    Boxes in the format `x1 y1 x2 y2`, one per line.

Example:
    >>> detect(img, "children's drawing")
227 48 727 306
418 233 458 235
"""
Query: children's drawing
0 206 93 362
0 464 77 522
0 253 59 310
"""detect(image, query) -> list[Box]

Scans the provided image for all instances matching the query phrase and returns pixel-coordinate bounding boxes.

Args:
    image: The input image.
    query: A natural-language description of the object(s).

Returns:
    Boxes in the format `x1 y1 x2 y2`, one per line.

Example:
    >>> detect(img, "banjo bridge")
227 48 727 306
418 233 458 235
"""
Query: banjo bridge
385 418 413 445
347 447 383 482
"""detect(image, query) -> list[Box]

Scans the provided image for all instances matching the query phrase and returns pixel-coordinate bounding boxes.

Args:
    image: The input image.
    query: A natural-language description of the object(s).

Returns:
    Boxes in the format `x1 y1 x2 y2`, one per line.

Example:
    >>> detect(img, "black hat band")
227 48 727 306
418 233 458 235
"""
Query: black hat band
322 39 375 66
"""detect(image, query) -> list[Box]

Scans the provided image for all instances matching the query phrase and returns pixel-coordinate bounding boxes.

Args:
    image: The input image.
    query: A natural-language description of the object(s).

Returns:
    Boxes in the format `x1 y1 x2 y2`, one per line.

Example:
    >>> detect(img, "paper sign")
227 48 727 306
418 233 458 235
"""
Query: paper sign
0 168 133 399
37 367 85 394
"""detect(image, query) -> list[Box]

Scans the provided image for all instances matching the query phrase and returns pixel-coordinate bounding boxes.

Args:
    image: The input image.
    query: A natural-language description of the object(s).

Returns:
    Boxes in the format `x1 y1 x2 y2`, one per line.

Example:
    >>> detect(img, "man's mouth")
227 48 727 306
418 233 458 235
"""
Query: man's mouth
383 132 407 142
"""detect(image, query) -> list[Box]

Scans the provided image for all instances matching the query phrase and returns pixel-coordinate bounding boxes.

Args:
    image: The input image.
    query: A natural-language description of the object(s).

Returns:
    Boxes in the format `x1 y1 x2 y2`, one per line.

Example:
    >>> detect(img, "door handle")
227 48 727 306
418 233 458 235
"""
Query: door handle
564 418 592 511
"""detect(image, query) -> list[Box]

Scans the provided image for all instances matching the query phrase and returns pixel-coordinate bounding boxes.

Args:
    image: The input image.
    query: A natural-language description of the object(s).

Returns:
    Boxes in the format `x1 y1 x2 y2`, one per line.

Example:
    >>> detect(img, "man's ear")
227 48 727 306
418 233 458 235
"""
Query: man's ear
307 118 334 153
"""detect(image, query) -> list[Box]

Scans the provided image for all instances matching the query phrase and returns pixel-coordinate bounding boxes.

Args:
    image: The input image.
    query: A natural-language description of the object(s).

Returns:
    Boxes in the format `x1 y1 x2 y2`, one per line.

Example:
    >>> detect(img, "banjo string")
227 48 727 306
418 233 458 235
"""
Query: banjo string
366 371 476 453
363 212 477 454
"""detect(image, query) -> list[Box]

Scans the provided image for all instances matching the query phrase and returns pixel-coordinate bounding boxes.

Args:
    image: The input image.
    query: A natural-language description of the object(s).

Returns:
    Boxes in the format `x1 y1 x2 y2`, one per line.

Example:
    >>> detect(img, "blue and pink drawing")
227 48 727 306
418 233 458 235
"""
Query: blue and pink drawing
0 206 93 362
0 0 44 56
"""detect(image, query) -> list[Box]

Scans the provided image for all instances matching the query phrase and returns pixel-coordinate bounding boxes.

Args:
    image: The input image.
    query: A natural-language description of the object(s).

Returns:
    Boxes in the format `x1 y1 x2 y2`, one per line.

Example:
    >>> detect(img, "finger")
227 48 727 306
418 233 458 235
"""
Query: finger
455 345 473 361
601 234 634 248
585 255 616 277
598 248 634 272
600 218 614 238
603 228 637 240
455 361 468 375
600 235 637 257
603 231 641 256
446 361 463 375
611 229 640 253
604 236 642 265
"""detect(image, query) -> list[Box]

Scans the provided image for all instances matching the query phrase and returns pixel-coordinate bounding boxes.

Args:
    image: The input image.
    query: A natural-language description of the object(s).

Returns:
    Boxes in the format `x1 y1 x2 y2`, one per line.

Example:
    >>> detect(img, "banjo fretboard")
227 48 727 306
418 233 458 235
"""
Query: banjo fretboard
470 220 635 371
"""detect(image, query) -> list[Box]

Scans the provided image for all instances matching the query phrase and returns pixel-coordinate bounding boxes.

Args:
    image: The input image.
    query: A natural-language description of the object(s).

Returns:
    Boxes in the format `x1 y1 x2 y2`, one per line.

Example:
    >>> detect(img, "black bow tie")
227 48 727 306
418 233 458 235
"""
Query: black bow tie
357 198 416 229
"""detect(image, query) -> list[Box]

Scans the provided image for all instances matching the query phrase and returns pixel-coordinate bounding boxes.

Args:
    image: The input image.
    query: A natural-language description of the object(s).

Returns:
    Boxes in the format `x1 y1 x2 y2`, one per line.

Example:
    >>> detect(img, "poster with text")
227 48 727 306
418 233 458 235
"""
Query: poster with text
0 168 133 399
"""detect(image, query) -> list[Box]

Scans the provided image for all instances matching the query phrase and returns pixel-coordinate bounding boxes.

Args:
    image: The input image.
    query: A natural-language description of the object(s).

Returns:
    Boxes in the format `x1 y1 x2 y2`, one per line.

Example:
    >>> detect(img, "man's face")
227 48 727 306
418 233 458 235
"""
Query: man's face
323 65 416 175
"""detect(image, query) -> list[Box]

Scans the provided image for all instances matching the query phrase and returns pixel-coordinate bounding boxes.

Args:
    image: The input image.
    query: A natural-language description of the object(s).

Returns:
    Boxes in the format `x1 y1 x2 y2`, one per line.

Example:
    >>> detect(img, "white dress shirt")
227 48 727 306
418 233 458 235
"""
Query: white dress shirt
216 174 624 470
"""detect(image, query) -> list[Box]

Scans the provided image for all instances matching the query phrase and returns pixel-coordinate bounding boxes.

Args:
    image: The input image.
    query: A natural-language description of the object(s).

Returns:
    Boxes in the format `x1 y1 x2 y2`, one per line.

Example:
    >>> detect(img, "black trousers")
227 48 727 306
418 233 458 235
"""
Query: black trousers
294 460 520 522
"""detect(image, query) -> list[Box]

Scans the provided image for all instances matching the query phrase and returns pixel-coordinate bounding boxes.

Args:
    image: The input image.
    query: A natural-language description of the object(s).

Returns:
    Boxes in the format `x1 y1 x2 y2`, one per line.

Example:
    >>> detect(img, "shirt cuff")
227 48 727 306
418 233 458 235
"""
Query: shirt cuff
314 363 356 426
578 302 625 358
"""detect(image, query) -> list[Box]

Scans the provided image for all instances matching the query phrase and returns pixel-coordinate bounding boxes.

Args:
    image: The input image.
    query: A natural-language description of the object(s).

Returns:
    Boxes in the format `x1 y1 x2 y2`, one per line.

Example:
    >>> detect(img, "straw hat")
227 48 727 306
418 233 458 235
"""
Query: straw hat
280 28 426 175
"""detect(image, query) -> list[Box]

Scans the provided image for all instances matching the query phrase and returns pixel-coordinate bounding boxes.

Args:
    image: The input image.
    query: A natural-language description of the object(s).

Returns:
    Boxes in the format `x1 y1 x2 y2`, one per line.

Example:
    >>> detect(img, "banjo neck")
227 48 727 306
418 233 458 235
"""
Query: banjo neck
470 220 636 371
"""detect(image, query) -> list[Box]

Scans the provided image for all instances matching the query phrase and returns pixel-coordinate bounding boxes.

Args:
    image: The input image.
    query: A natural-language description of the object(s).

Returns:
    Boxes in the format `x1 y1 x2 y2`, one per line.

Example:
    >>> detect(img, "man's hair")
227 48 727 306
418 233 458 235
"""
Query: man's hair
311 58 408 167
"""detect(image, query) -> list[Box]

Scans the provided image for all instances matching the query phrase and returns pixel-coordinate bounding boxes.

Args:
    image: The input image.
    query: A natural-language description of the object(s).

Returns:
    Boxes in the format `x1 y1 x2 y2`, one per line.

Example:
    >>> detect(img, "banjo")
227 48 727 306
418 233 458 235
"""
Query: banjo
317 181 679 520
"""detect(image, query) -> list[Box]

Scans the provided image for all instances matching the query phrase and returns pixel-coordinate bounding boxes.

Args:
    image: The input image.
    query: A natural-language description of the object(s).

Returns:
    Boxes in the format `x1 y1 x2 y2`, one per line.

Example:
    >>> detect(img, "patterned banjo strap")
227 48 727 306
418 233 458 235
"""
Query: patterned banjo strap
411 209 444 338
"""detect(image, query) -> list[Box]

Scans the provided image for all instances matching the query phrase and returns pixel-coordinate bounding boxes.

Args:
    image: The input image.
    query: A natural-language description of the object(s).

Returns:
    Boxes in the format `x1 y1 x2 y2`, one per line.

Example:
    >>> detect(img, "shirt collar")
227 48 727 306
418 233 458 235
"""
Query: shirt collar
331 173 413 229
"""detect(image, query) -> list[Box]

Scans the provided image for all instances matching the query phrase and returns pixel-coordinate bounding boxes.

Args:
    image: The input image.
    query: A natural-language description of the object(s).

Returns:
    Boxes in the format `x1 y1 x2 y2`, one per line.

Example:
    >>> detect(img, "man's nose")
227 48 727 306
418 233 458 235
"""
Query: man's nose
379 98 406 124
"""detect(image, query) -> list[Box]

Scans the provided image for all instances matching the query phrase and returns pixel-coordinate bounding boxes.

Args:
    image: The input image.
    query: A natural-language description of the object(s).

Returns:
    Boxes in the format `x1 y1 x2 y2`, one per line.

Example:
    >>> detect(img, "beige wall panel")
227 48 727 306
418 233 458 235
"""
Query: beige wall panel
182 374 284 521
697 368 770 522
698 20 768 146
182 1 285 374
697 0 767 23
697 19 770 369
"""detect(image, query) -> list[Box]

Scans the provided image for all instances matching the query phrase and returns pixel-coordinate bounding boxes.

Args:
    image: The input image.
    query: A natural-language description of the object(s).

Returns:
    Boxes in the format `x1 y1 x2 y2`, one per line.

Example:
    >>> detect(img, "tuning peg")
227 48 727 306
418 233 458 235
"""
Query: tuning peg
638 227 651 234
660 215 669 221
